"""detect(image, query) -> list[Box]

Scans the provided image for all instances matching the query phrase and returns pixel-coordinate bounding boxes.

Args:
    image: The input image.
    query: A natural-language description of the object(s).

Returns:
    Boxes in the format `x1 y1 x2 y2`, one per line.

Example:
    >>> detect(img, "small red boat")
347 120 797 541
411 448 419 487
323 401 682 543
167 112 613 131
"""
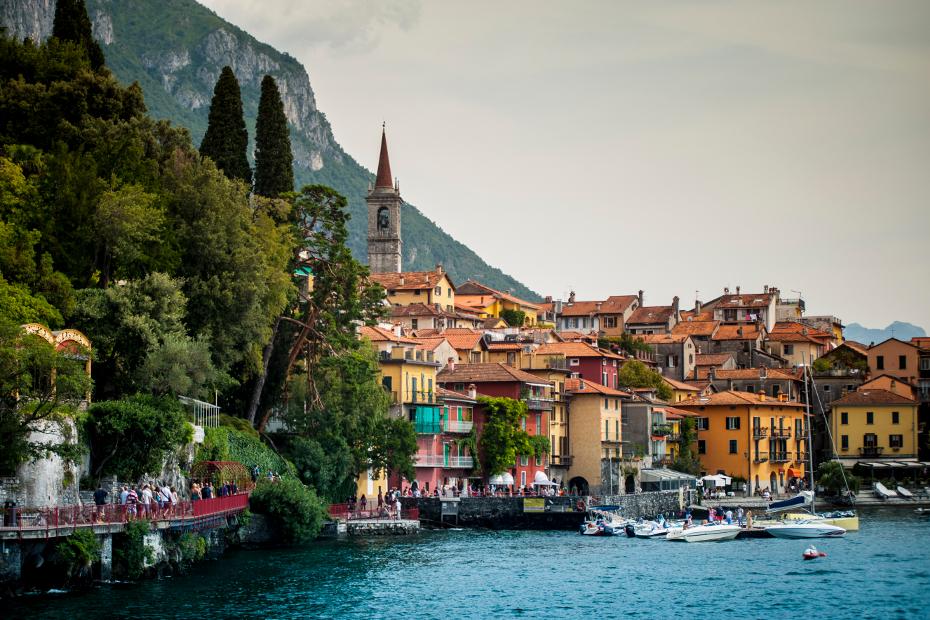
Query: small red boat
803 546 827 560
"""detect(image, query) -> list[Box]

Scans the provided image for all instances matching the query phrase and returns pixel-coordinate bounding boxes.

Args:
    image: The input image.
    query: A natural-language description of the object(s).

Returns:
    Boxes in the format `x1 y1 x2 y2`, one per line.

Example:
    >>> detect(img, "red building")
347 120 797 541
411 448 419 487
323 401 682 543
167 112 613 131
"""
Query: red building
437 362 554 491
534 342 624 389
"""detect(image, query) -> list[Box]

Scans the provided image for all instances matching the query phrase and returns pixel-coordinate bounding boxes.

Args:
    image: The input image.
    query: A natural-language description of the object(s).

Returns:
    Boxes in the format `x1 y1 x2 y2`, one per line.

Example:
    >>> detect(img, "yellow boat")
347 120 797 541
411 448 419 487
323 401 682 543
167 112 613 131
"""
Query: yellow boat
784 512 859 531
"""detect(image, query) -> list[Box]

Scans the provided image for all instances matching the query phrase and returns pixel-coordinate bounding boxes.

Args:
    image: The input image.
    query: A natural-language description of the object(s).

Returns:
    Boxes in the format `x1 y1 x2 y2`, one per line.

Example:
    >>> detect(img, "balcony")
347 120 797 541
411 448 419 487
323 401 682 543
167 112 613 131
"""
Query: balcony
414 454 474 468
524 397 554 411
651 424 673 437
658 456 675 467
442 419 474 433
666 433 681 443
600 435 623 444
752 427 768 439
409 390 436 404
859 446 884 457
549 454 572 466
795 452 809 464
753 451 769 463
771 428 791 439
771 452 791 463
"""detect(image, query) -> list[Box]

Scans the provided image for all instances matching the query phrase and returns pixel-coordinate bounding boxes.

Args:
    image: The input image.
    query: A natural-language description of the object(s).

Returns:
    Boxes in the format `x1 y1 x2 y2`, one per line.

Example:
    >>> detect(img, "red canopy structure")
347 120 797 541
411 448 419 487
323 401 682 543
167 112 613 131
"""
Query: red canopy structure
191 461 253 491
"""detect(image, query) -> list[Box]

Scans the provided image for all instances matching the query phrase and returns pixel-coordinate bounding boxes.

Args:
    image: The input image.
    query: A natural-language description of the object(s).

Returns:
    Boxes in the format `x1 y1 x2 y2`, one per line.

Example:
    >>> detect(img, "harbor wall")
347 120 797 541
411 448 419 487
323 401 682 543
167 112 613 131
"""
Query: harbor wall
405 491 683 529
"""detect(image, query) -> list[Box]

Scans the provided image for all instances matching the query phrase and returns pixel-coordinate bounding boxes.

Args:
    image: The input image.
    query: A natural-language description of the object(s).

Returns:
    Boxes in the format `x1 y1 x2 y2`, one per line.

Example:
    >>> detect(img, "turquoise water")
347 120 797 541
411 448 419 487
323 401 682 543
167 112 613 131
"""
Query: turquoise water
10 507 930 619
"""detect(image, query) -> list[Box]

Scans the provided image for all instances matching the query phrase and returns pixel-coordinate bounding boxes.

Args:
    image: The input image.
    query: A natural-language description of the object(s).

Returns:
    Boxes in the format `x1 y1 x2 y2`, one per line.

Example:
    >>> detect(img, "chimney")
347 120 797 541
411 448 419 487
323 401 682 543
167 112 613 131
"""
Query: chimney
595 302 603 312
709 366 716 381
568 291 576 304
758 392 766 402
638 290 644 306
759 366 767 380
545 296 552 303
447 357 455 371
695 299 702 315
724 287 730 295
467 383 477 399
736 285 741 295
763 285 769 294
672 296 679 315
436 264 443 274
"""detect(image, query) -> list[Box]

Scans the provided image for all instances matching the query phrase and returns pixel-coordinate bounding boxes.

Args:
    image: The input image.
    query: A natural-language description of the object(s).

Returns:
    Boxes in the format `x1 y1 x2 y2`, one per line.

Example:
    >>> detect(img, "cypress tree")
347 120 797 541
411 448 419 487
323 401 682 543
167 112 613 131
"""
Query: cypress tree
200 66 252 186
253 75 294 198
52 0 105 70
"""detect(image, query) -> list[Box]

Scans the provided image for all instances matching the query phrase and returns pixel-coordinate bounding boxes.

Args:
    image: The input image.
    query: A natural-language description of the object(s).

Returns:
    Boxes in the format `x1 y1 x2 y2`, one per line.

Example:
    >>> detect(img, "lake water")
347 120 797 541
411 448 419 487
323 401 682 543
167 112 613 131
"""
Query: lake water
9 507 930 619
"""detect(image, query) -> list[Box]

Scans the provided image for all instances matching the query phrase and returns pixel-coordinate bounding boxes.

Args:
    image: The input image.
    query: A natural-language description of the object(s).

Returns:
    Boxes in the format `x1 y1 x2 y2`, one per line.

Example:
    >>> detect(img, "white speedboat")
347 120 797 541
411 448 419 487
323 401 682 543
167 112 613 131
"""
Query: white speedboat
666 523 741 542
633 522 670 538
764 521 846 539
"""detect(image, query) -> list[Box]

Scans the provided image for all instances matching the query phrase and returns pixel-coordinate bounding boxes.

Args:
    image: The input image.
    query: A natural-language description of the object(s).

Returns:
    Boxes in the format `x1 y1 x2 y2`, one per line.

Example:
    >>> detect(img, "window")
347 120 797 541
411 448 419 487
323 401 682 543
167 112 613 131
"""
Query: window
823 384 831 393
602 371 608 385
698 440 706 454
921 358 930 371
447 287 452 297
783 344 794 355
414 289 421 296
726 416 741 430
411 318 418 330
899 355 907 369
889 434 904 448
863 433 877 447
434 286 441 296
605 419 609 439
696 417 709 431
840 435 848 450
507 352 516 365
614 399 619 410
604 398 609 410
841 412 848 425
520 471 527 488
729 440 738 454
520 455 528 466
569 358 580 366
536 414 542 435
866 411 874 425
581 318 588 329
746 385 754 393
615 420 619 439
892 411 900 424
604 316 617 328
772 384 780 397
876 355 884 370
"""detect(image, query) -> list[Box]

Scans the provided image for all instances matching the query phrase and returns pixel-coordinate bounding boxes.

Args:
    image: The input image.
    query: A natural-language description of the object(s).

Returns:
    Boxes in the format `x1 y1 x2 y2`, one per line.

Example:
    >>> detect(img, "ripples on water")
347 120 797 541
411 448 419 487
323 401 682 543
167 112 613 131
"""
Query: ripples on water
9 507 930 620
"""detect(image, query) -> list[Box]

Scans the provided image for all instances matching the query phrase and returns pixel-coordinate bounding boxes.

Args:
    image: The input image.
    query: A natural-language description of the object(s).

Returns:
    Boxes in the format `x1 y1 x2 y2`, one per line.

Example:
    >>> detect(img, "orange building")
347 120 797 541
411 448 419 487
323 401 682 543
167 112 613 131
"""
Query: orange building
677 391 808 496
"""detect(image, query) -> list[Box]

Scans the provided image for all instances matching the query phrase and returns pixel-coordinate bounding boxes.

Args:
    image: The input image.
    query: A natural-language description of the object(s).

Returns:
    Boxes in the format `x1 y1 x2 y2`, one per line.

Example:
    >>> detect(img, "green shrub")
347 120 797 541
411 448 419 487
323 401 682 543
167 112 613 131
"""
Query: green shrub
177 532 207 563
225 428 296 478
57 528 101 579
115 519 154 580
250 478 326 545
219 414 259 437
196 426 230 462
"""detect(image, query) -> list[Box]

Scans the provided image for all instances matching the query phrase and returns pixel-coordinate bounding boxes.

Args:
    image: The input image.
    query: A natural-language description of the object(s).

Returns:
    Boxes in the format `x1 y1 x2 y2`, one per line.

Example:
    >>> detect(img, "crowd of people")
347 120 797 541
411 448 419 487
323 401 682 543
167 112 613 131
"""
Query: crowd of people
190 480 239 500
90 482 182 519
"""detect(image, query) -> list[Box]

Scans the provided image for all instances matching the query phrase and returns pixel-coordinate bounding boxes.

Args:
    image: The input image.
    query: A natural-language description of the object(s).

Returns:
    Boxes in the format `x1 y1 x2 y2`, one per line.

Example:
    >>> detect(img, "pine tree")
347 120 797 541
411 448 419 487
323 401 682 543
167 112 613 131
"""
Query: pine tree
52 0 105 70
254 75 294 198
200 66 252 186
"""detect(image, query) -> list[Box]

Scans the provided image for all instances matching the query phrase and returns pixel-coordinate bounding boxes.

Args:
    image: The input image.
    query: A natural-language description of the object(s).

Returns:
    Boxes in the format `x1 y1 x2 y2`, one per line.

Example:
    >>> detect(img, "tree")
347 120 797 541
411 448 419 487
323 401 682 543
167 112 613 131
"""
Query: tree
253 75 294 198
617 359 673 401
671 416 701 476
93 184 163 287
51 0 105 70
477 396 531 476
83 394 191 482
200 66 251 186
250 478 326 545
817 460 860 495
369 416 418 483
137 334 223 400
0 321 91 473
501 309 526 327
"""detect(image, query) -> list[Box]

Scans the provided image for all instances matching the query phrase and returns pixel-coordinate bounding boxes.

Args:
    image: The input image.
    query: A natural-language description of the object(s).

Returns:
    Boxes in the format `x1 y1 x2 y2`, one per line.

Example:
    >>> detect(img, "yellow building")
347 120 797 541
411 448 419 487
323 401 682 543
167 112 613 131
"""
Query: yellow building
829 389 918 467
369 266 456 311
455 280 540 326
523 360 572 487
677 391 808 495
565 378 627 495
662 376 703 403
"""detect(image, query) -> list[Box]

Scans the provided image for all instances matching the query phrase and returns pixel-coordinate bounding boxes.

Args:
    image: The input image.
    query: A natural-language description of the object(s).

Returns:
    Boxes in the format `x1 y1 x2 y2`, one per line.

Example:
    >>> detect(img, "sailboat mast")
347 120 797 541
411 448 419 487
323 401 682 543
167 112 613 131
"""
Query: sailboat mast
803 353 815 512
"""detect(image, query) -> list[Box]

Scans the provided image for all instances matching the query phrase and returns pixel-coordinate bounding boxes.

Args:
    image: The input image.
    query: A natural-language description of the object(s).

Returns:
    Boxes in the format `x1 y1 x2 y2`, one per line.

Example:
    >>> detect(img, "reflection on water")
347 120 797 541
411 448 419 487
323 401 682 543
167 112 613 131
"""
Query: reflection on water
9 507 930 619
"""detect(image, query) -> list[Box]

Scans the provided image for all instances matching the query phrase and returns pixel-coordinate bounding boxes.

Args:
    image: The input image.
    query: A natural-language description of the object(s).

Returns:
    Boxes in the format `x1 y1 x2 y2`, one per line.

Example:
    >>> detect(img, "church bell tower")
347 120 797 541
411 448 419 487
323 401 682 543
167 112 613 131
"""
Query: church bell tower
367 126 402 273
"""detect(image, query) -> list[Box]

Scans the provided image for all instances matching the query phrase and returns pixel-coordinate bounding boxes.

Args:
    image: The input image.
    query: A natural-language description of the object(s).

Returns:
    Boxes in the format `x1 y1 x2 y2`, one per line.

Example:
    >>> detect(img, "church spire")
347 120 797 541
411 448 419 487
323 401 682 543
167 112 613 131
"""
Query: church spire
375 123 394 189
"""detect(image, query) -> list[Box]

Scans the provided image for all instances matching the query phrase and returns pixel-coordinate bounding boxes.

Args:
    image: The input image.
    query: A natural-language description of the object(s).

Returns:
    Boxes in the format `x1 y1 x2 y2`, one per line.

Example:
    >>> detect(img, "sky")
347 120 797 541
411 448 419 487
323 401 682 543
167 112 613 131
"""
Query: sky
199 0 930 330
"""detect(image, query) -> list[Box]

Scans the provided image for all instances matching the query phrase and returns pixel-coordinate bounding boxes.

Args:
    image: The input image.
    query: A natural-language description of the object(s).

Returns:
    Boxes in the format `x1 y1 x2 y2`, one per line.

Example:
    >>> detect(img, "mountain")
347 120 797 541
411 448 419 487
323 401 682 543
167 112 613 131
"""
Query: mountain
0 0 539 301
844 321 926 346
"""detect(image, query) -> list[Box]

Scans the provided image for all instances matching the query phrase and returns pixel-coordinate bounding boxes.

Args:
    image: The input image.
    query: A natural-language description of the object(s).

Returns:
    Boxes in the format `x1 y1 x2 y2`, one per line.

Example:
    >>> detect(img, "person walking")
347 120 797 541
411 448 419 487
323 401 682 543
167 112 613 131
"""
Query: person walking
736 507 745 527
394 495 402 520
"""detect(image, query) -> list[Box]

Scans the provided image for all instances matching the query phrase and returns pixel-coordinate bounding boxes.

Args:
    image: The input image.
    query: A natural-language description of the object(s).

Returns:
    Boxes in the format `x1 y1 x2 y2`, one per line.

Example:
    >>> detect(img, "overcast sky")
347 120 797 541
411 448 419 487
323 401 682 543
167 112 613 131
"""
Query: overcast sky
200 0 929 329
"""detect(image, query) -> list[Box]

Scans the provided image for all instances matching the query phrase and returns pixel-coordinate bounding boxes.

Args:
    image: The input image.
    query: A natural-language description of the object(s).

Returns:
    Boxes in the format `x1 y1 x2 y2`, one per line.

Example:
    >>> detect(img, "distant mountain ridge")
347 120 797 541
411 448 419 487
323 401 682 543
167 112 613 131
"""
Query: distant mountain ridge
0 0 540 301
844 321 926 346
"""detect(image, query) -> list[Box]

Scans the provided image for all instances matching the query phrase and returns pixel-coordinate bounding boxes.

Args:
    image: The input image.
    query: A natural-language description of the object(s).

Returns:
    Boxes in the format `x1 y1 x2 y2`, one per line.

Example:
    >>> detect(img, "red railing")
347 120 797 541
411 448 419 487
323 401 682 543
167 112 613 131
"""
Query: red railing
328 503 419 522
0 493 250 537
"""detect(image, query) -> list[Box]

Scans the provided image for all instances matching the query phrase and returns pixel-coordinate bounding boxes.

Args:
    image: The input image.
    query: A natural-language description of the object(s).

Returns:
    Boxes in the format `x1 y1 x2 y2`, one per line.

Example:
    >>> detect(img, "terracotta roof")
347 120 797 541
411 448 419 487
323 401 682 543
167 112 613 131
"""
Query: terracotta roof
662 376 701 391
560 295 638 317
712 323 763 341
374 127 393 189
411 328 440 337
487 342 523 351
482 317 507 328
412 337 449 351
695 353 735 366
635 333 689 345
455 280 541 310
870 337 919 351
627 305 676 326
860 374 917 389
910 337 930 350
766 331 825 344
656 405 700 417
564 378 630 397
842 340 869 356
436 386 476 403
672 320 720 337
831 389 916 406
370 269 452 292
390 303 449 318
440 329 485 350
535 342 624 359
711 368 800 381
438 362 552 386
771 321 832 338
680 309 715 322
556 330 598 342
716 293 774 309
677 391 805 408
359 325 418 344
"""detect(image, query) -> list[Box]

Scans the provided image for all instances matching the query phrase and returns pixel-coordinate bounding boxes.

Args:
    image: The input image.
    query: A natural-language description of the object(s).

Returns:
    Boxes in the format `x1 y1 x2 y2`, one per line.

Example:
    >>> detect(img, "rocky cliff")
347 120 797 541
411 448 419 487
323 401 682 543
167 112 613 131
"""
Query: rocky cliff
1 0 539 300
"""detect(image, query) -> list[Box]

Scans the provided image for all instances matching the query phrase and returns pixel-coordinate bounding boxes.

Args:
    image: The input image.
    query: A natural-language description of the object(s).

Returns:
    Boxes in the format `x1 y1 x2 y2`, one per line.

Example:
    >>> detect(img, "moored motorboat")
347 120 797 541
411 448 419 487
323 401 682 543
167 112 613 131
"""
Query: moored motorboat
666 523 741 542
764 521 845 539
633 522 669 538
579 505 627 536
784 510 859 531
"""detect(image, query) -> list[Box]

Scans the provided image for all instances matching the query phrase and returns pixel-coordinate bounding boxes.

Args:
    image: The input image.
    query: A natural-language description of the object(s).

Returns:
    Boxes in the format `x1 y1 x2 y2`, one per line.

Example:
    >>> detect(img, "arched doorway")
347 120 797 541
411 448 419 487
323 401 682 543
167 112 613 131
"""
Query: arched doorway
625 474 636 494
769 472 777 494
568 476 589 495
754 475 760 495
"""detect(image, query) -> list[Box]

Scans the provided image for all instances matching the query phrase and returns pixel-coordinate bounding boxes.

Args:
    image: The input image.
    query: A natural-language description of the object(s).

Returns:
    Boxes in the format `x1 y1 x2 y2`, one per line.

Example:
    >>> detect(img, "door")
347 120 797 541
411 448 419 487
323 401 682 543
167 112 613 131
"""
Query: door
443 443 450 467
